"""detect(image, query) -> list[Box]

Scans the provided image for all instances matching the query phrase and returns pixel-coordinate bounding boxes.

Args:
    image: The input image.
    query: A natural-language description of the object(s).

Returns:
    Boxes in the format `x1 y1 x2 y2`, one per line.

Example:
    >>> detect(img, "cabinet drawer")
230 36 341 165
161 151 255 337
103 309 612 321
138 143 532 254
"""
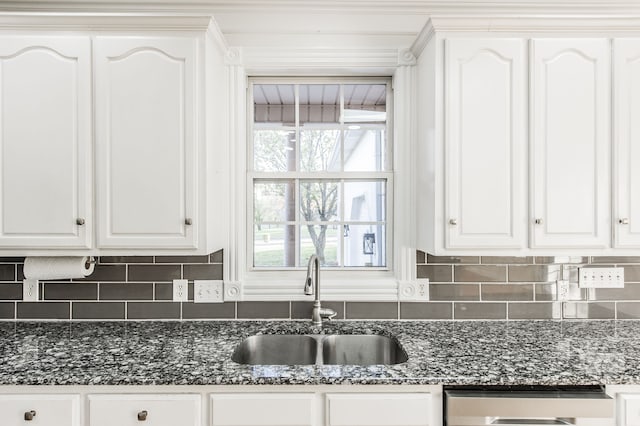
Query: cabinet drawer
211 393 315 426
89 394 200 426
0 394 80 426
326 393 431 426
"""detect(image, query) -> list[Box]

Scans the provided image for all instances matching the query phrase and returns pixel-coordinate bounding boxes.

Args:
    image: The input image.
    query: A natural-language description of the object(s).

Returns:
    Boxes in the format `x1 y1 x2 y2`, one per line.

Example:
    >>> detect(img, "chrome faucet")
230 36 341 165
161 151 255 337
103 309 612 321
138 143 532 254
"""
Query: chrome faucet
303 254 337 326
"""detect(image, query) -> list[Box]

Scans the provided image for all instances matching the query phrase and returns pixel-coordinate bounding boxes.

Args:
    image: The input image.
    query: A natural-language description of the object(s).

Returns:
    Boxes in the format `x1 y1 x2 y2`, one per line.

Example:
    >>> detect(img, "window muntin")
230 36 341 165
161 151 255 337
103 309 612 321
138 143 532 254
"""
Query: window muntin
250 79 391 269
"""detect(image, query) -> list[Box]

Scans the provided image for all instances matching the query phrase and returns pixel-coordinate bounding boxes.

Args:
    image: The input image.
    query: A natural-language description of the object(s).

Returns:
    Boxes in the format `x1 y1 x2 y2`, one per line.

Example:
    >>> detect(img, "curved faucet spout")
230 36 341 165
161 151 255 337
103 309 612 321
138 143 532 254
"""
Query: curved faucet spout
303 254 335 326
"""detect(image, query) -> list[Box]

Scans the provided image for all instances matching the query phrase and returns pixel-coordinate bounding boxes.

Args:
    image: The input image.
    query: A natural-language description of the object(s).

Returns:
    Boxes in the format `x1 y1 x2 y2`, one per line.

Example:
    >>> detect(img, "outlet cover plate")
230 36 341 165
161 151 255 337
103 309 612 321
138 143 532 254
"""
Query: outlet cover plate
578 267 625 288
398 279 429 301
23 279 38 302
194 280 224 303
172 279 188 302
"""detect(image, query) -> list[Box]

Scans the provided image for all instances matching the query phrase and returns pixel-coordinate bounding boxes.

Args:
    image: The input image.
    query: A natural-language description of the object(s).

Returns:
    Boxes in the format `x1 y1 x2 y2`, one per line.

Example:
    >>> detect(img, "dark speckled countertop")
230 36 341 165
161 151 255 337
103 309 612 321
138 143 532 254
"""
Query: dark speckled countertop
0 320 638 386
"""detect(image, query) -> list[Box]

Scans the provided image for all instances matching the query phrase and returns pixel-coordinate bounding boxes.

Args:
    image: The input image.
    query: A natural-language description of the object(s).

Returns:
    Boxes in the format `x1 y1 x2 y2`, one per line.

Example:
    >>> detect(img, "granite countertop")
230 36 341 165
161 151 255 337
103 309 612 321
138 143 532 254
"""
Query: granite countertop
0 320 638 386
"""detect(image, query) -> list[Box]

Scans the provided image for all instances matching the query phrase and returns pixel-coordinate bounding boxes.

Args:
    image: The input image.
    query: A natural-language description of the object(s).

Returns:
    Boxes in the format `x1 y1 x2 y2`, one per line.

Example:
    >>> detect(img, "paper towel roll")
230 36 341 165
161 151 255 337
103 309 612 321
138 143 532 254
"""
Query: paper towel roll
23 257 95 280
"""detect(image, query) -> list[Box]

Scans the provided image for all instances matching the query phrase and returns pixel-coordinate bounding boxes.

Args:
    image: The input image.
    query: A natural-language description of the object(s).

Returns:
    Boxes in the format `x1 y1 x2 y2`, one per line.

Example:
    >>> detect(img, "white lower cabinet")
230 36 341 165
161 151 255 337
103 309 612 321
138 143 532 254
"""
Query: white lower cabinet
326 393 432 426
88 394 200 426
211 393 316 426
617 393 640 426
0 394 80 426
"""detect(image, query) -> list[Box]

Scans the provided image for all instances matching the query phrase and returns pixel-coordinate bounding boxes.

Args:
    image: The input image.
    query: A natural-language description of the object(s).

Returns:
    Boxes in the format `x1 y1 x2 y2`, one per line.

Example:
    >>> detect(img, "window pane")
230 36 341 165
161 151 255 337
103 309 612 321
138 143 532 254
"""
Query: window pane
344 181 386 222
300 224 339 267
254 224 295 267
300 129 341 171
343 128 385 171
300 181 340 222
343 84 386 123
343 224 386 267
299 84 339 125
253 84 295 124
254 181 295 222
254 130 296 172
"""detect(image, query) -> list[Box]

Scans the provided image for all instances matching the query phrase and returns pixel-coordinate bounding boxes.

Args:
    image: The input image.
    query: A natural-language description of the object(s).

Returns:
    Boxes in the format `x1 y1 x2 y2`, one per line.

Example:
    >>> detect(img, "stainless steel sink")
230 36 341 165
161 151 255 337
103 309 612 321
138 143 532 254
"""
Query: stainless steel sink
322 334 408 365
231 335 319 365
231 334 407 366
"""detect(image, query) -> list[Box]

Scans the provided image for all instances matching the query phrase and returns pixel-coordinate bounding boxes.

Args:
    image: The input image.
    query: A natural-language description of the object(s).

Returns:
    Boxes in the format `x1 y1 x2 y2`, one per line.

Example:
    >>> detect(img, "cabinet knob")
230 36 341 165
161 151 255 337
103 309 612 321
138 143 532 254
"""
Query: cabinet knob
137 410 148 421
184 218 193 226
619 218 630 225
534 218 543 225
24 411 36 421
449 219 457 226
76 218 85 226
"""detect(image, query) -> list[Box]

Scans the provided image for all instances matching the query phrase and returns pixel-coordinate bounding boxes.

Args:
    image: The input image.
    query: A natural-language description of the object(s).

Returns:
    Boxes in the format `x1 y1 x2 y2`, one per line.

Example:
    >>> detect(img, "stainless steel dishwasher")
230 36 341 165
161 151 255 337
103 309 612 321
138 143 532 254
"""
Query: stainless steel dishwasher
445 386 614 426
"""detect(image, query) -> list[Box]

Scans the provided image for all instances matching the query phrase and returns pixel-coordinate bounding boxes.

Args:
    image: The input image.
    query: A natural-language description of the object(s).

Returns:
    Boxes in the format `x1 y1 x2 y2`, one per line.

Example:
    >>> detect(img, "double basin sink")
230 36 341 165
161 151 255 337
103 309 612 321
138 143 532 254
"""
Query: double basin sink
232 334 408 366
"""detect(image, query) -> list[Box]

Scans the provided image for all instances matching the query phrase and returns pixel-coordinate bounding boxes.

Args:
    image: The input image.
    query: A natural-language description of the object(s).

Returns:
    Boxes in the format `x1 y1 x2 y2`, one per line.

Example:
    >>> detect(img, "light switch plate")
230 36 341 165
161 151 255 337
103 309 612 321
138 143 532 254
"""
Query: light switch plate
23 279 38 301
194 280 224 303
172 279 188 301
578 267 625 288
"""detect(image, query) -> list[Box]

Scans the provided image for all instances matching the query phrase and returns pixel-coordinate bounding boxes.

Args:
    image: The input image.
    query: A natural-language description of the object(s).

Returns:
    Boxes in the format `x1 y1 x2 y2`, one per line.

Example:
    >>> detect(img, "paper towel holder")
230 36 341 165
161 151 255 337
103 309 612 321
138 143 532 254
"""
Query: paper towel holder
85 257 97 269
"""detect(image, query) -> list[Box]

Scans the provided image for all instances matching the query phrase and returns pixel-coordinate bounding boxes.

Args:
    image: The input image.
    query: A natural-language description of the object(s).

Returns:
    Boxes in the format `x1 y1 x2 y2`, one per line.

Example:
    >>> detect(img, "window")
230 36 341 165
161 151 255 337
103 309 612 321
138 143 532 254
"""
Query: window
249 78 392 270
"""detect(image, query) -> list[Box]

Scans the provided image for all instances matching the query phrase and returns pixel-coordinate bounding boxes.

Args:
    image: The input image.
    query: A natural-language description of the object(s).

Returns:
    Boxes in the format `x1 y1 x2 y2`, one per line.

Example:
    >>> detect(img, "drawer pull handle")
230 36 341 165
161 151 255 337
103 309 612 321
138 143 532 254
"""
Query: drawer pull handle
24 410 36 421
138 410 148 421
534 218 543 225
619 218 630 225
76 218 85 226
185 218 193 226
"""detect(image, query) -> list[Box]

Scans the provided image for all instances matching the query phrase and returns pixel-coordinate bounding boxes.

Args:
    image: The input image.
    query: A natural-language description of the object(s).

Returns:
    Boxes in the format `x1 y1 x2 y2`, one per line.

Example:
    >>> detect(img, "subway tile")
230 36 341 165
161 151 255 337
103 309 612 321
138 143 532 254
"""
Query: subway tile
17 302 69 319
508 265 561 282
589 283 640 301
100 283 153 300
72 302 125 320
429 283 479 301
17 264 23 281
346 302 398 320
416 251 426 264
75 265 126 282
481 284 534 301
154 283 173 300
291 301 344 320
455 265 506 282
127 302 180 320
417 265 452 282
534 283 556 301
183 264 223 280
563 302 615 319
454 302 506 319
128 265 181 282
535 256 589 264
44 283 97 300
210 250 224 263
622 266 640 281
508 302 562 319
427 254 479 264
0 302 14 319
182 302 236 319
0 257 24 263
591 256 640 264
481 256 533 265
617 302 640 319
236 301 289 319
400 302 452 319
562 265 581 282
0 283 22 300
155 255 210 264
99 256 153 264
0 264 15 281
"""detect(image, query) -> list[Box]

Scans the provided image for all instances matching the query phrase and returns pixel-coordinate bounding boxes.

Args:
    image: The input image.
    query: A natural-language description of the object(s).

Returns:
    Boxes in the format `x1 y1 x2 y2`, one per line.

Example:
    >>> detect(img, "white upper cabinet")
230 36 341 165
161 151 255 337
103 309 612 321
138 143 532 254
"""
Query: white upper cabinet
444 39 526 249
614 39 640 248
0 37 91 249
94 37 198 249
530 38 611 249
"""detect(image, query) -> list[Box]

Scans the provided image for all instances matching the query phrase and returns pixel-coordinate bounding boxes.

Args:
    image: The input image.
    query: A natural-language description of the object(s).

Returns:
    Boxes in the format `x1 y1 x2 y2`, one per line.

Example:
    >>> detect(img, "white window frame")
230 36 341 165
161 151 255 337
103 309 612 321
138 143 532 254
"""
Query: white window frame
223 48 418 301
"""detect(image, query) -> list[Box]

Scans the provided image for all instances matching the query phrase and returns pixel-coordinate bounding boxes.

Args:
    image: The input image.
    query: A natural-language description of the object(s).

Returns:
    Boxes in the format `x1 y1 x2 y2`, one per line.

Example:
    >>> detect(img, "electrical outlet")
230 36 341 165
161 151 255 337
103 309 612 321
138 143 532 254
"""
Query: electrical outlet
23 279 39 301
398 279 429 301
172 279 188 302
578 267 625 288
194 280 224 303
557 280 570 301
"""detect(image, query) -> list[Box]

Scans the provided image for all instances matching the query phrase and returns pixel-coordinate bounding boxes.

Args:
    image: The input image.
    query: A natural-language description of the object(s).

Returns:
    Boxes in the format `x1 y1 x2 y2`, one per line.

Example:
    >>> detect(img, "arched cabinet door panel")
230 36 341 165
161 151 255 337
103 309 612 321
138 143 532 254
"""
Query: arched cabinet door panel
0 37 91 248
94 37 198 249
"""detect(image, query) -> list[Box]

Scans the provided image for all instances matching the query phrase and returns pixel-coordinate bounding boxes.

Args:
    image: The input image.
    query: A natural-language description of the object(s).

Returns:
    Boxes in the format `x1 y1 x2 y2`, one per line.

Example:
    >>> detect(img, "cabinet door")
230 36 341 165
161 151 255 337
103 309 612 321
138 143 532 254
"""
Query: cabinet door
326 393 431 426
618 393 640 426
0 394 80 426
89 394 200 426
531 39 610 248
614 39 640 248
0 37 91 248
211 393 315 426
444 38 526 249
94 37 197 249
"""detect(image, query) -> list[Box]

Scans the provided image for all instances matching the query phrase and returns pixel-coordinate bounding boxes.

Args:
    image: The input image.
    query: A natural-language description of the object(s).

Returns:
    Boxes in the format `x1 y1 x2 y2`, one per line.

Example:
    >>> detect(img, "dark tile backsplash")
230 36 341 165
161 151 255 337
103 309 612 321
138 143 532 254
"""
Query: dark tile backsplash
0 249 639 321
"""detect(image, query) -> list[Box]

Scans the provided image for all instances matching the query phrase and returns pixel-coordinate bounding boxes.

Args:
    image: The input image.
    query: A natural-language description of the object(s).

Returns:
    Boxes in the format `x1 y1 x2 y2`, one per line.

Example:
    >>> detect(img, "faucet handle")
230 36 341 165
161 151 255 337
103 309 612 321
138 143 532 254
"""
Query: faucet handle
319 307 337 321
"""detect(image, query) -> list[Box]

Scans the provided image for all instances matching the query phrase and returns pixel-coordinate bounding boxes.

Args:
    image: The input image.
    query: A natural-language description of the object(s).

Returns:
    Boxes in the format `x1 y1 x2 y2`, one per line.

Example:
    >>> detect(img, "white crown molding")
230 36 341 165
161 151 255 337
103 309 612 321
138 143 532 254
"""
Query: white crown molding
0 13 215 30
224 47 242 65
397 48 417 66
410 19 435 57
